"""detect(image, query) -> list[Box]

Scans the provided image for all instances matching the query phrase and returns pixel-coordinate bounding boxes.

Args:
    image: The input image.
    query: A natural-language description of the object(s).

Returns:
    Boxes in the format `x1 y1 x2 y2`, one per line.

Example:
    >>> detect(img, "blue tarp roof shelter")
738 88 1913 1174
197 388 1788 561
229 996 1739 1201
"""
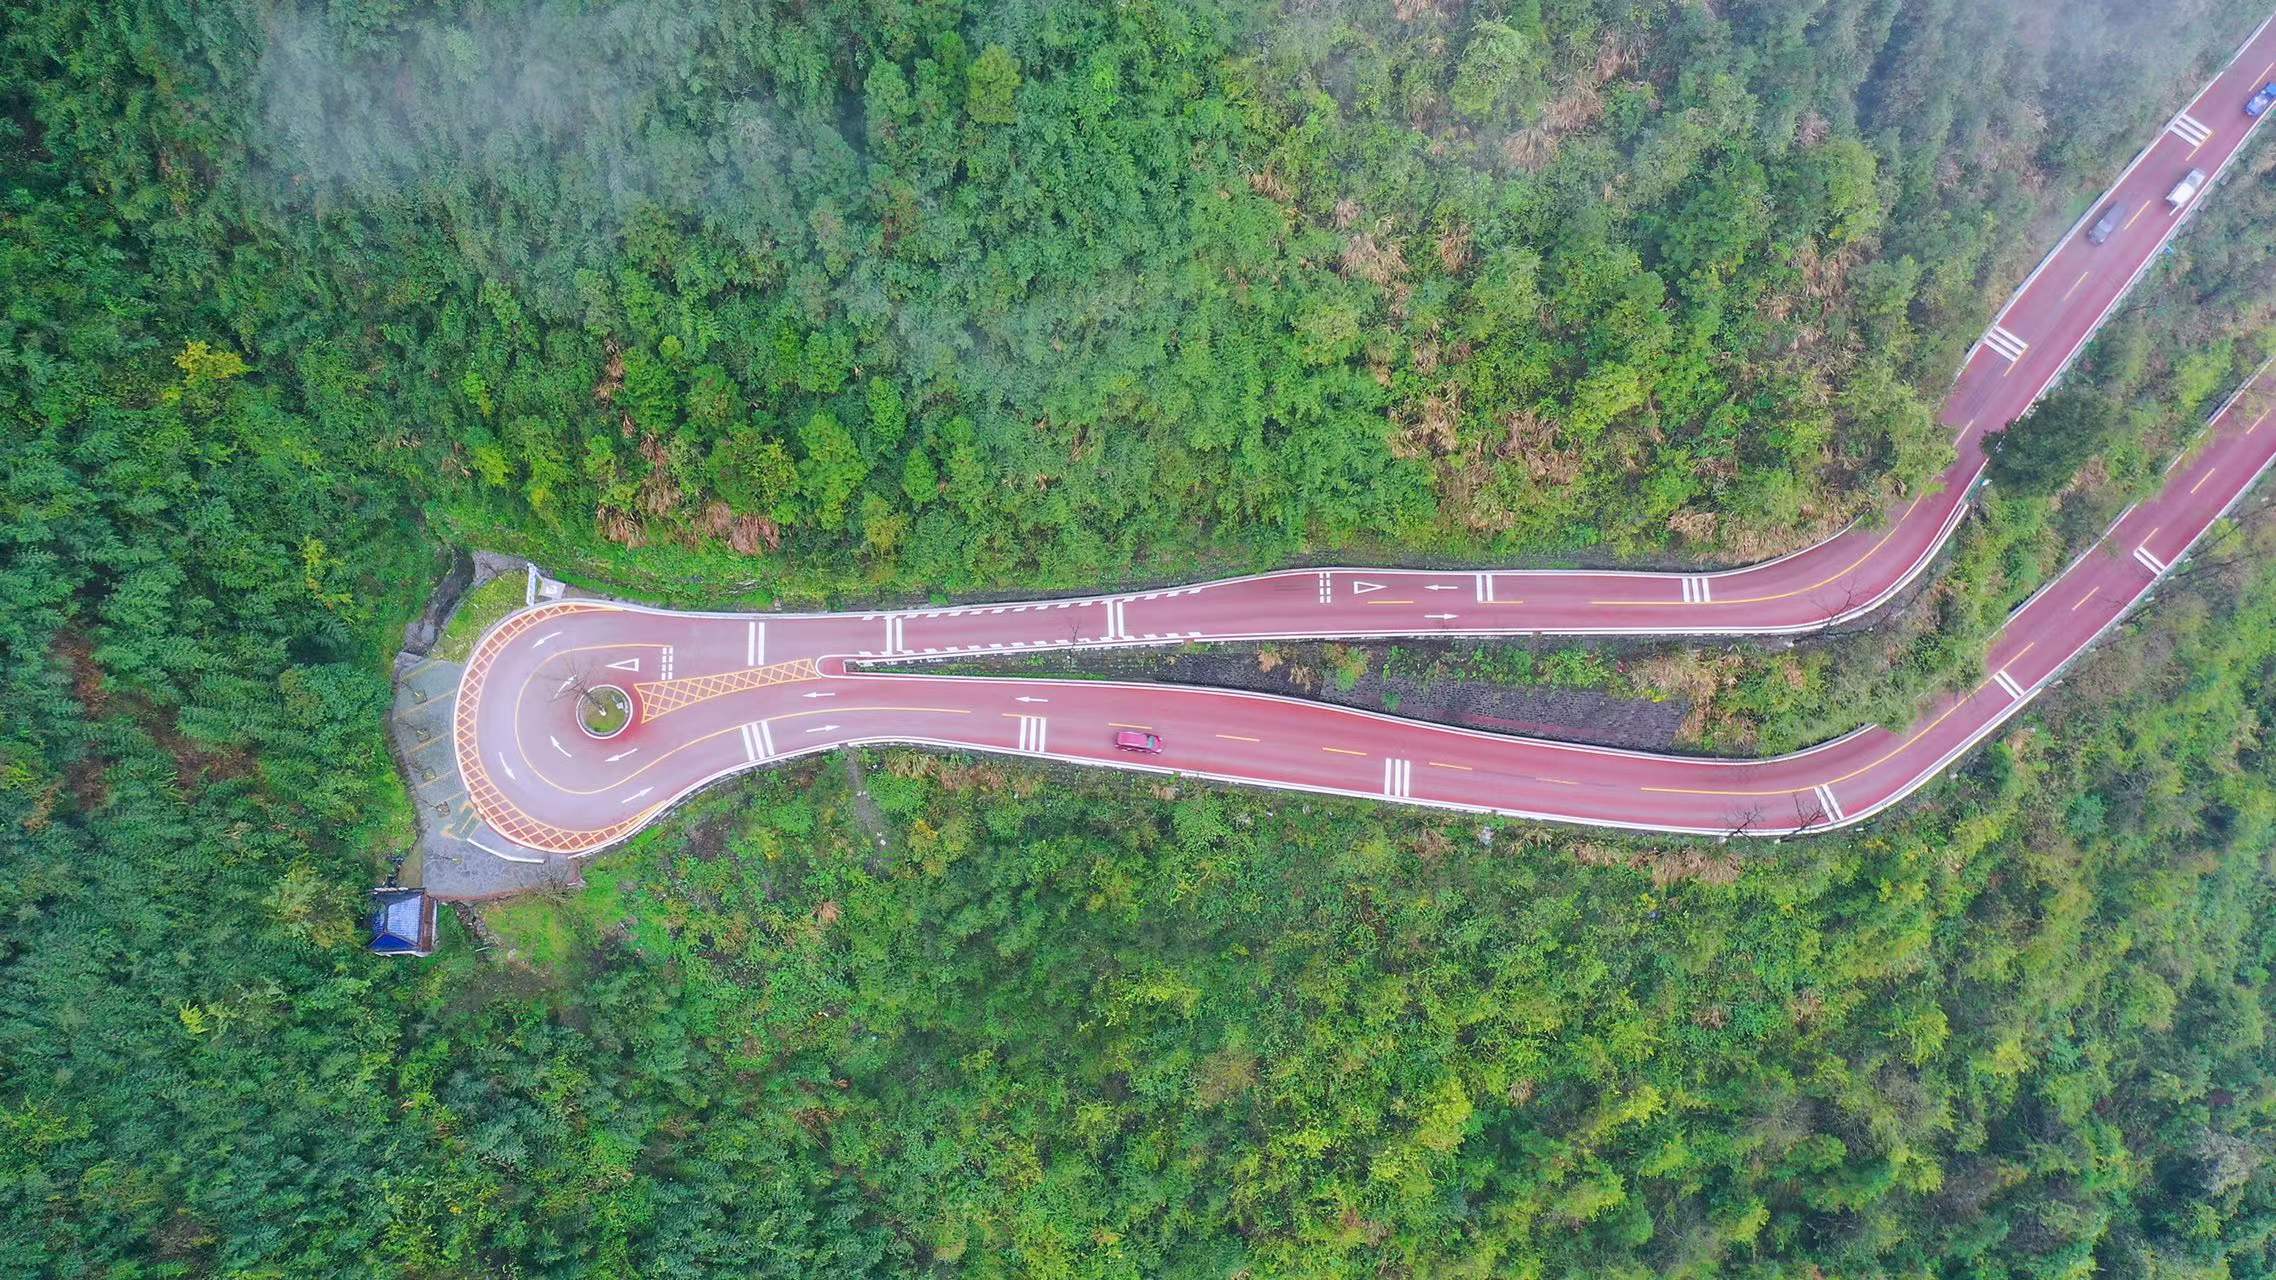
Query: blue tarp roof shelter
370 888 437 957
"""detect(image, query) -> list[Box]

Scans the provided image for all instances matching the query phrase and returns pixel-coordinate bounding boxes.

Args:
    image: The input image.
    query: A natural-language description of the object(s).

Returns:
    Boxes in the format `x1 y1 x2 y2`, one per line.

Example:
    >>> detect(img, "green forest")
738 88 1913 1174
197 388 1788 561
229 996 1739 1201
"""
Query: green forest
7 0 2276 1276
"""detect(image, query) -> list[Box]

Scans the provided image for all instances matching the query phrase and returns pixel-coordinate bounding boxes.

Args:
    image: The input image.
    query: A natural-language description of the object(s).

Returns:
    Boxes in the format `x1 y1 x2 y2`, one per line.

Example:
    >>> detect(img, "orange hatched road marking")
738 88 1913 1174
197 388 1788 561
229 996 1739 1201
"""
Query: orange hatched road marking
634 658 821 719
455 603 654 854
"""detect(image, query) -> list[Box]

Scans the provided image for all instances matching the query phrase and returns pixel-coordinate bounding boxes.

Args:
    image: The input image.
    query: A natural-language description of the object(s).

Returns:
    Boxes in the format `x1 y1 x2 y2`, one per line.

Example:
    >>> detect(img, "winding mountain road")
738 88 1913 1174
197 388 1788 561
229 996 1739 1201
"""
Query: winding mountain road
455 16 2276 855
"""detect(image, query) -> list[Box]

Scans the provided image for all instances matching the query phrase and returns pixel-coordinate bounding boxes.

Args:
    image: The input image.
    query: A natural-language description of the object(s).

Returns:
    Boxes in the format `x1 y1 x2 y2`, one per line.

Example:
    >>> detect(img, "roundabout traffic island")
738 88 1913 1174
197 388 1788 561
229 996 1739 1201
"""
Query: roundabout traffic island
577 684 633 739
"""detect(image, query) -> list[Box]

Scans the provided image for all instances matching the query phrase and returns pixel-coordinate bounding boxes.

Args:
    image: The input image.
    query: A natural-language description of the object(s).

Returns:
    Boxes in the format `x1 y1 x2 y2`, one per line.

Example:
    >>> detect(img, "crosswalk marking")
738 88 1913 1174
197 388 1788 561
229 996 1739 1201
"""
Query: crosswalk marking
1992 669 2027 700
738 721 776 761
1981 324 2029 363
1317 572 1333 604
1475 572 1492 603
1680 576 1715 604
1015 715 1048 753
883 615 906 654
748 621 763 667
1814 784 1845 823
658 646 675 681
1382 757 1413 798
2133 544 2169 575
1104 599 1128 639
2170 111 2212 149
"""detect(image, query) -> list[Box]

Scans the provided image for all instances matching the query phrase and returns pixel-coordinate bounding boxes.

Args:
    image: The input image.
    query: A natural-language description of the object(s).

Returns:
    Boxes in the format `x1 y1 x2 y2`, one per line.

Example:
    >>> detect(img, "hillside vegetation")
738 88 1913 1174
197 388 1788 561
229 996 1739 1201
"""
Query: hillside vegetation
8 0 2265 599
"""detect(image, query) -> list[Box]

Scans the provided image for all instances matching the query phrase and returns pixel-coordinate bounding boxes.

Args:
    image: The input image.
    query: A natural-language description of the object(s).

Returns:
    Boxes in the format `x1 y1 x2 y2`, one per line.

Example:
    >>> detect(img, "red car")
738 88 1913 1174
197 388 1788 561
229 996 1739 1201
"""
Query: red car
1113 730 1163 754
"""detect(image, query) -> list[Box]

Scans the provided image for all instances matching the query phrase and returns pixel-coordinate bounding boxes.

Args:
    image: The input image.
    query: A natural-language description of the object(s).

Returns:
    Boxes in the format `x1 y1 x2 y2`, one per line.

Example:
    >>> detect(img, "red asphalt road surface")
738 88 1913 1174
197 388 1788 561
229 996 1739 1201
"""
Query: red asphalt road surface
457 15 2276 854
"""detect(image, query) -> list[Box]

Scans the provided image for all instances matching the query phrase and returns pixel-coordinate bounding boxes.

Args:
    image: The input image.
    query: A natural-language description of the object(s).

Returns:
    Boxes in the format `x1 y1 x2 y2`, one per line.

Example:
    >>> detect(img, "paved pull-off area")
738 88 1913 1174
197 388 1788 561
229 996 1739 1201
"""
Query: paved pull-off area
453 16 2276 856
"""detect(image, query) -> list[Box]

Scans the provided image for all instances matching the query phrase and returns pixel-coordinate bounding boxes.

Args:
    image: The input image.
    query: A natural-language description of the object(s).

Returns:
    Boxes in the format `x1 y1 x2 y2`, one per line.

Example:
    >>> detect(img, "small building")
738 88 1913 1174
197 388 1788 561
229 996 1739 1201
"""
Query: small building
369 887 438 957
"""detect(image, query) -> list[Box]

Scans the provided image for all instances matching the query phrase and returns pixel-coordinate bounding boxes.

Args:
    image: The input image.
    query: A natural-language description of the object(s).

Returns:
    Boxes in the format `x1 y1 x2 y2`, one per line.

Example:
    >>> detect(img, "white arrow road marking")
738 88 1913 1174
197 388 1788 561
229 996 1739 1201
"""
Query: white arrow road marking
804 724 840 734
605 747 639 762
1424 584 1461 591
606 657 640 671
802 691 837 699
550 735 571 757
1351 580 1387 594
556 676 576 695
1015 696 1050 703
533 631 562 647
1814 784 1845 822
1992 669 2027 700
496 753 517 781
621 786 653 805
1425 613 1459 621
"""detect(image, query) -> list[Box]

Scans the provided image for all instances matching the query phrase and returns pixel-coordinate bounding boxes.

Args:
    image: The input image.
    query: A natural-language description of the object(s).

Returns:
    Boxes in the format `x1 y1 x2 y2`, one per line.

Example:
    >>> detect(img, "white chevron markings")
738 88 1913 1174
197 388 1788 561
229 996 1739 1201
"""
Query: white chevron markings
1383 757 1413 798
1981 324 2029 363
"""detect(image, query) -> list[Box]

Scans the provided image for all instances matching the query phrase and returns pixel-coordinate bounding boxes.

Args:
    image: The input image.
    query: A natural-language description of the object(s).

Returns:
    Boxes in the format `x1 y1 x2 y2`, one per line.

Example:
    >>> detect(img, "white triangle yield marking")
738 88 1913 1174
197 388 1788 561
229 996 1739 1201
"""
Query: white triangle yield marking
606 657 641 671
1351 580 1387 595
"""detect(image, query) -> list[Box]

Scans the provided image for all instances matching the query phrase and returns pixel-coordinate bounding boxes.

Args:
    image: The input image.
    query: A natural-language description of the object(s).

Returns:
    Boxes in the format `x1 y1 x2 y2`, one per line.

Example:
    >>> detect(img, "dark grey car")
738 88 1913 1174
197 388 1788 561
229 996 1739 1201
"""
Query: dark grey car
2088 202 2127 245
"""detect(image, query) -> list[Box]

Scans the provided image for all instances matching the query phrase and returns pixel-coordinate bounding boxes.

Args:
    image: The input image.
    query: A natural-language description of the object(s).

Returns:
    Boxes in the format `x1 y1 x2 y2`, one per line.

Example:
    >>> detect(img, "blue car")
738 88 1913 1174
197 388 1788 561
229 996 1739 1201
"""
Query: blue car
2248 82 2276 117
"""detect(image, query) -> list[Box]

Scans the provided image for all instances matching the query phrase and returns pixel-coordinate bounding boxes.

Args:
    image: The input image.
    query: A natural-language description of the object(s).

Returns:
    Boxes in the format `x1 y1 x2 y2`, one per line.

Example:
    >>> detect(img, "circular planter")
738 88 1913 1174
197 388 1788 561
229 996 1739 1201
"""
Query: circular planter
577 684 634 740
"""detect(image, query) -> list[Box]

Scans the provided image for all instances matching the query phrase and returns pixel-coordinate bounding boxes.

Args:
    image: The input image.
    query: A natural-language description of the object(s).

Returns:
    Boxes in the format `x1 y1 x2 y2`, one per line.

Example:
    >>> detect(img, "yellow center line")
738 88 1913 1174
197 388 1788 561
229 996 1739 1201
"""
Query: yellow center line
2192 467 2220 494
1426 761 1473 771
1363 599 1416 606
1108 722 1152 730
2071 588 2096 612
2251 411 2270 436
527 706 973 797
1538 777 1578 786
1216 733 1261 743
2061 269 2091 301
1591 495 1928 607
1484 599 1528 606
1641 671 2001 800
2125 203 2150 231
1322 746 1368 756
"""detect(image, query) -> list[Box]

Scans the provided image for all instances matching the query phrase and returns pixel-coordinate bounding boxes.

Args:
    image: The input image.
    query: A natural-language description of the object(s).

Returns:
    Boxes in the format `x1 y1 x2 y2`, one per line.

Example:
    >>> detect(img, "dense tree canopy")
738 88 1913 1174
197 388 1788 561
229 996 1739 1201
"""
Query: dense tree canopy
6 0 2264 599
